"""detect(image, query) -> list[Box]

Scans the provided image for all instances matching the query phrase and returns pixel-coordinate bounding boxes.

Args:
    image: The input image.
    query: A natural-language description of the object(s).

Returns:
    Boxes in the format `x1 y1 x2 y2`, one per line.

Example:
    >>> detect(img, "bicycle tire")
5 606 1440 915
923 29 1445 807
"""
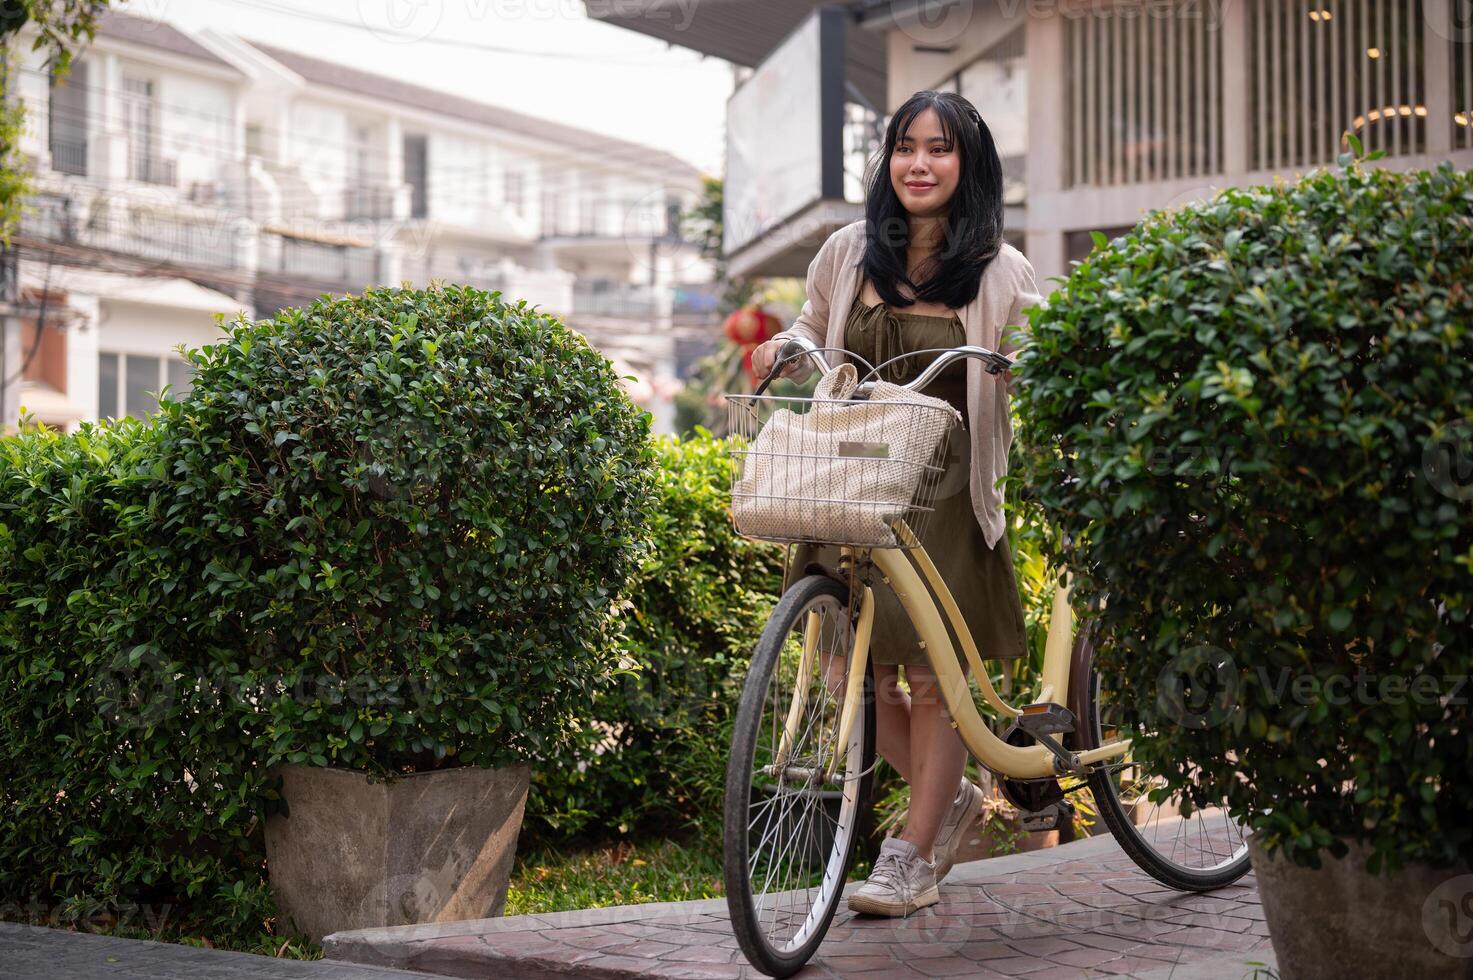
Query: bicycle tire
1081 636 1251 891
723 574 876 978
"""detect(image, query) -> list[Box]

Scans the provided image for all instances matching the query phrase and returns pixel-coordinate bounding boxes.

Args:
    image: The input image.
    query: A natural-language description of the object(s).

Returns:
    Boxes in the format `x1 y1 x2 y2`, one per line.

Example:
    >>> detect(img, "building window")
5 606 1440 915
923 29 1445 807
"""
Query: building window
122 75 173 185
403 133 428 219
1249 0 1426 170
48 59 88 176
504 170 524 212
1066 1 1224 187
541 189 562 236
578 195 598 236
98 352 119 419
98 352 192 419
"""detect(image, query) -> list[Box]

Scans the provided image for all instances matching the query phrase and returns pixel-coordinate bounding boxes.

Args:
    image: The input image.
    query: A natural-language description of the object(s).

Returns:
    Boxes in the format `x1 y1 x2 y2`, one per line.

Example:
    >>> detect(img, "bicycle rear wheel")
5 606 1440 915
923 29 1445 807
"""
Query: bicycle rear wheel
724 574 876 978
1080 632 1252 891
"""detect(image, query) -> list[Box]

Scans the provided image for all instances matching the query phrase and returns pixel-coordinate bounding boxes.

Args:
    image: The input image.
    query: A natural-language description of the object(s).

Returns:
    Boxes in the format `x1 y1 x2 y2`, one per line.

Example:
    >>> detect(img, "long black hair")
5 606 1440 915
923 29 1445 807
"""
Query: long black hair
859 90 1005 311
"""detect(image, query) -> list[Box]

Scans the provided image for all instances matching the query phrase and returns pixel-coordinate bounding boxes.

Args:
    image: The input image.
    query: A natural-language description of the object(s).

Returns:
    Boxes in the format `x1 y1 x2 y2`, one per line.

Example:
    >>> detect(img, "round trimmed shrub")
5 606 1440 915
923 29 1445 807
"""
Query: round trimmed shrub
167 282 657 773
1013 160 1473 872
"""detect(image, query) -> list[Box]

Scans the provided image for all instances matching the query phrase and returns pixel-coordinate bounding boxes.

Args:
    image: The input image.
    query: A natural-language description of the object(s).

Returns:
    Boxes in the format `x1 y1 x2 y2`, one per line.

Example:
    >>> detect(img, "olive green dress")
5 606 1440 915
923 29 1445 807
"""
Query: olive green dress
779 280 1029 668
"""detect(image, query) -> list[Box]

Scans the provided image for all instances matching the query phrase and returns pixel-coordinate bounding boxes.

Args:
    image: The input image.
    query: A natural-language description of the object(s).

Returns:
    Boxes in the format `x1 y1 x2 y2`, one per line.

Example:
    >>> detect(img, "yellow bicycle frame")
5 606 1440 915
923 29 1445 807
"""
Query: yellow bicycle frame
775 521 1131 782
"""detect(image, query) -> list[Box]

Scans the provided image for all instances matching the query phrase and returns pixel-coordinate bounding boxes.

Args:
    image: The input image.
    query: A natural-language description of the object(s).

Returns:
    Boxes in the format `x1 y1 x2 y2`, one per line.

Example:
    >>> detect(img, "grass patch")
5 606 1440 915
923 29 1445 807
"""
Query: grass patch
506 834 878 918
506 837 725 916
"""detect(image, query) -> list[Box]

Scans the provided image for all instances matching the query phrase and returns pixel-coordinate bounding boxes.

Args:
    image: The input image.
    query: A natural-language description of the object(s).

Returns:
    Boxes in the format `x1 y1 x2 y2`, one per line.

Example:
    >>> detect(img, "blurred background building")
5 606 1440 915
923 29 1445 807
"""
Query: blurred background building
2 8 717 432
587 0 1473 283
5 1 1471 433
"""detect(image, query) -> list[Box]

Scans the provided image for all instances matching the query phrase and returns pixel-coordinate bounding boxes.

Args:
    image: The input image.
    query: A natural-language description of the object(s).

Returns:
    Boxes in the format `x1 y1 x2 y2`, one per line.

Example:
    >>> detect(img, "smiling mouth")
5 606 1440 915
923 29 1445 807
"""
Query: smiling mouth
905 182 935 189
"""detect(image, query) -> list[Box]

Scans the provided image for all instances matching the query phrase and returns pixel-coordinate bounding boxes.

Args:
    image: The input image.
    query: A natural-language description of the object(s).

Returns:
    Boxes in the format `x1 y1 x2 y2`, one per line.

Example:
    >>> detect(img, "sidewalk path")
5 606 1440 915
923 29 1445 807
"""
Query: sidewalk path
0 921 430 980
326 832 1275 979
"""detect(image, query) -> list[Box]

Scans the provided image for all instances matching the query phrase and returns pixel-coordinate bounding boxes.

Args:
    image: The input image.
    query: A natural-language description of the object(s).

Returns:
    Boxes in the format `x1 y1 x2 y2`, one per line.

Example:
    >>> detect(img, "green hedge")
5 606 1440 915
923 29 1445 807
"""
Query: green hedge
526 429 786 842
165 283 654 774
1013 158 1473 872
0 416 277 938
0 283 655 941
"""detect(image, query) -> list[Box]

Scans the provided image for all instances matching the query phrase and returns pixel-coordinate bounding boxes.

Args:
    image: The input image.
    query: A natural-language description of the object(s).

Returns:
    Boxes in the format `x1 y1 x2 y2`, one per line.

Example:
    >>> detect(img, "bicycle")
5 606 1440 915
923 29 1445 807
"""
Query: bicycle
721 337 1251 978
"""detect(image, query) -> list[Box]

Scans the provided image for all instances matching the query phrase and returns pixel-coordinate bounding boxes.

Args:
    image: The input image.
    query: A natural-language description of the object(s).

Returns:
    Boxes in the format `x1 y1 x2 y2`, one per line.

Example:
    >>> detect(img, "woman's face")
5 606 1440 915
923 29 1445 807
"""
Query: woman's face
890 106 959 219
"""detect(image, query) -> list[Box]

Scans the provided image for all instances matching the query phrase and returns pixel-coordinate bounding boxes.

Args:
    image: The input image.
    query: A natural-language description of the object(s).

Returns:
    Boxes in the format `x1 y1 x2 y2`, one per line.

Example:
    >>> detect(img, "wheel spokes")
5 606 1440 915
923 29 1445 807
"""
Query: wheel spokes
1095 682 1249 874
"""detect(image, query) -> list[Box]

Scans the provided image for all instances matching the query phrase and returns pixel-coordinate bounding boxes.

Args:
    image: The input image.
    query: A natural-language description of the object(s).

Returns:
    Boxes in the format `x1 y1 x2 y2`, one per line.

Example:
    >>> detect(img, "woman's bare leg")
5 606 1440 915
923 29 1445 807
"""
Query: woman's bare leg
824 654 968 859
897 663 969 863
872 664 913 783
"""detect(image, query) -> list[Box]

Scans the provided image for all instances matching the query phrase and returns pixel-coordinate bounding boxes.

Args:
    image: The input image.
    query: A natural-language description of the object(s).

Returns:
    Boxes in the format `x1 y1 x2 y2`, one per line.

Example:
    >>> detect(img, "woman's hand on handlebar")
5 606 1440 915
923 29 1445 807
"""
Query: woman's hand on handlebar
751 338 797 380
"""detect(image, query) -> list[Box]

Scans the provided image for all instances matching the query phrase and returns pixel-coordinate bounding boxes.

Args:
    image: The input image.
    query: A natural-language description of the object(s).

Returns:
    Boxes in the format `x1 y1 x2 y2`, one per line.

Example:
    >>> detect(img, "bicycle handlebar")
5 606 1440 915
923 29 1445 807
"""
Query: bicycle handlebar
754 335 1016 397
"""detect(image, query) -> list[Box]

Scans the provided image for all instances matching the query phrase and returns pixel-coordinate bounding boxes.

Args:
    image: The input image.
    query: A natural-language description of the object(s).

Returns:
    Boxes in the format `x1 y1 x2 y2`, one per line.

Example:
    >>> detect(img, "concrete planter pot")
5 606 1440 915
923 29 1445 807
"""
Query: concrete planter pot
1248 834 1473 979
264 762 530 943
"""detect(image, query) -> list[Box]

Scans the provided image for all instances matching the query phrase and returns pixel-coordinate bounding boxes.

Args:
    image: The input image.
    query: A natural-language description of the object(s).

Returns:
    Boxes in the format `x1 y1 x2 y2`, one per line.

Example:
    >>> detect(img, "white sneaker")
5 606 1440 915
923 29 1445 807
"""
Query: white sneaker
847 837 939 917
932 778 985 883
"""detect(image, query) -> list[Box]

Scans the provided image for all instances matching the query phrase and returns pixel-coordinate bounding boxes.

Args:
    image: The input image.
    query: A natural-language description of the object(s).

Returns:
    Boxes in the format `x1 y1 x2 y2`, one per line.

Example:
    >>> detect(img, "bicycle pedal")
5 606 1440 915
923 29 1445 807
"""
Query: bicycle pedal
1016 702 1075 736
1020 799 1074 833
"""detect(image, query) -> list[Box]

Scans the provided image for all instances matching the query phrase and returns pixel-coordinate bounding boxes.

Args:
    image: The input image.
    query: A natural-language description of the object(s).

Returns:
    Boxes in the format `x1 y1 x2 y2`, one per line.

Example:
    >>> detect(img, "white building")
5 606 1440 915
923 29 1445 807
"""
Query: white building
2 8 715 433
586 0 1473 285
3 10 256 431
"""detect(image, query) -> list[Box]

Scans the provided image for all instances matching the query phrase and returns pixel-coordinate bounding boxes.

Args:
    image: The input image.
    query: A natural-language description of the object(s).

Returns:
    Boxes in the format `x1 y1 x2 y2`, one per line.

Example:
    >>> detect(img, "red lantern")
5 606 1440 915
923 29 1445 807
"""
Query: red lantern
723 305 778 347
741 343 757 382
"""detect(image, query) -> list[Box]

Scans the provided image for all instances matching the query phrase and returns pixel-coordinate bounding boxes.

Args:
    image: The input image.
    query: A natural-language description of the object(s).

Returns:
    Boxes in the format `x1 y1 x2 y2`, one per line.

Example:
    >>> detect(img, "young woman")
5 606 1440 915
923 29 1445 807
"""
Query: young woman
750 90 1042 917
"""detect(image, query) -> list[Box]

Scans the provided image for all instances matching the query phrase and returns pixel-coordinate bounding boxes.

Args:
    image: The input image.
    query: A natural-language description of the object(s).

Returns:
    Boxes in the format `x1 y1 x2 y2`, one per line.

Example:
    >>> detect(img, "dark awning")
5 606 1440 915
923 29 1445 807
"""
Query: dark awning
581 0 886 111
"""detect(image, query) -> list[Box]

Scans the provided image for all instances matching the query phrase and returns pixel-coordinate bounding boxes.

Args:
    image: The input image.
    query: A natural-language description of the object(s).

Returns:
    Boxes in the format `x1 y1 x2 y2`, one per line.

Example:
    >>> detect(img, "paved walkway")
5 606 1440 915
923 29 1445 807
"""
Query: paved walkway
325 833 1276 979
0 921 428 980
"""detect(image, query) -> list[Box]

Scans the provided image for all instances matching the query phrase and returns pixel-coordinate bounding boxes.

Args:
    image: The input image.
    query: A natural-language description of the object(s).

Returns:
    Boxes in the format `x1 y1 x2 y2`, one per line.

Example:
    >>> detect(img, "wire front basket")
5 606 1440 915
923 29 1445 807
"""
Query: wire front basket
725 390 960 550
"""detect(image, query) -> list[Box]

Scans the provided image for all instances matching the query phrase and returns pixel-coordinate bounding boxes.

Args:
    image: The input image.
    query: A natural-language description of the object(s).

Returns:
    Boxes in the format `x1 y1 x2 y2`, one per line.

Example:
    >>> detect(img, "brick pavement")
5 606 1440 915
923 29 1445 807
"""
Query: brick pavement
325 832 1276 979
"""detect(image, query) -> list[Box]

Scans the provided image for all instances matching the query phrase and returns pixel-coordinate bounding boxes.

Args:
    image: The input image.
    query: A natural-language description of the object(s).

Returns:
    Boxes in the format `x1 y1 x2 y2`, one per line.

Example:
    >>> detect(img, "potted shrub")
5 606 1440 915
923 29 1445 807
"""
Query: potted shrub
166 283 656 941
1013 152 1472 978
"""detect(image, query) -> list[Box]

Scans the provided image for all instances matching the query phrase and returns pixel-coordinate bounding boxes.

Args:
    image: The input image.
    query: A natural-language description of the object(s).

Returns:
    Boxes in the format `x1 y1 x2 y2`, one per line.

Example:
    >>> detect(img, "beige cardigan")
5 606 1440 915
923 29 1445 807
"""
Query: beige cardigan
771 218 1043 550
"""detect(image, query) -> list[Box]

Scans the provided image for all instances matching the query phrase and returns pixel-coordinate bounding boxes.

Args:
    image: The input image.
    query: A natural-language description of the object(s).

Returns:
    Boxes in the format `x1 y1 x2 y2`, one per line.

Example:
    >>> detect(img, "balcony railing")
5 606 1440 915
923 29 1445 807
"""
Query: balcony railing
16 190 238 270
130 154 177 187
17 192 75 243
573 281 657 318
48 136 87 177
343 185 399 221
541 198 667 240
267 234 379 287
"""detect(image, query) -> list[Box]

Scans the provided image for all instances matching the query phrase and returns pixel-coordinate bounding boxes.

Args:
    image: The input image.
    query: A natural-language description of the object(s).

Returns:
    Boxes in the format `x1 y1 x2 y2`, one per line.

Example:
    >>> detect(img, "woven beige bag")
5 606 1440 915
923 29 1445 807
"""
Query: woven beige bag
731 363 961 547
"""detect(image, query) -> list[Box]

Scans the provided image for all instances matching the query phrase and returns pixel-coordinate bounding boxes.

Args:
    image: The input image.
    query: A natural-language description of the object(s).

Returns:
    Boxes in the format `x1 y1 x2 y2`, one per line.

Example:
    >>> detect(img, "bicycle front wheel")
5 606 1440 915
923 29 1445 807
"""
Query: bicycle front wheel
723 574 876 978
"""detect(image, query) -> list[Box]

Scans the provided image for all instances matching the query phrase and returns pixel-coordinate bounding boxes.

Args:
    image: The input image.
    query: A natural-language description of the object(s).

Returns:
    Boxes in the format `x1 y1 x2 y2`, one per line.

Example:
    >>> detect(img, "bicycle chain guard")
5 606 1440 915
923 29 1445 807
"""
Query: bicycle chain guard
996 723 1067 817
